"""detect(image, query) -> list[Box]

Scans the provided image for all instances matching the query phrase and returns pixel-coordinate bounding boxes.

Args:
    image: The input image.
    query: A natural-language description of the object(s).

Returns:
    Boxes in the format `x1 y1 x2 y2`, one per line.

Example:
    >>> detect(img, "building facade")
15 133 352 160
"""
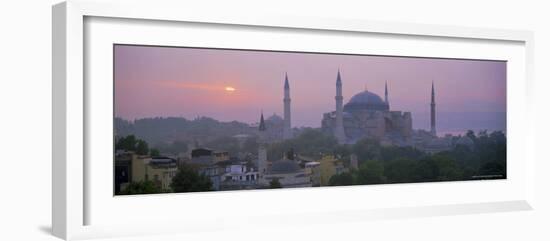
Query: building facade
114 152 178 193
317 155 347 186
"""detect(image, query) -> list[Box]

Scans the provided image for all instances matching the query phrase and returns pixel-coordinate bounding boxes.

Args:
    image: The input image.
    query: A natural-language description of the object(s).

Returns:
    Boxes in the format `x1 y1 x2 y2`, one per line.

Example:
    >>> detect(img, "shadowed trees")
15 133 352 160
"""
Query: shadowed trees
115 134 149 155
170 163 213 193
355 160 386 184
269 179 282 189
119 181 162 195
329 130 506 186
149 148 160 157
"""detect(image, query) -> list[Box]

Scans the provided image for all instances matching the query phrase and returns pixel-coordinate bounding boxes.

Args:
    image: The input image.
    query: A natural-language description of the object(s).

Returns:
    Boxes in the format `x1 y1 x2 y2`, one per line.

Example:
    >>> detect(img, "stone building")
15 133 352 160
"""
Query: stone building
218 158 260 190
263 113 285 142
260 157 312 188
317 155 347 186
114 152 178 193
322 71 413 145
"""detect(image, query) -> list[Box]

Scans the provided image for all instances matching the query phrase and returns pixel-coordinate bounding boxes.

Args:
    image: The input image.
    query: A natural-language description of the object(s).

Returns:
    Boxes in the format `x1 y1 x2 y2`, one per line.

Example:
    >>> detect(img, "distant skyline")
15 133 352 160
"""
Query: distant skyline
114 45 506 133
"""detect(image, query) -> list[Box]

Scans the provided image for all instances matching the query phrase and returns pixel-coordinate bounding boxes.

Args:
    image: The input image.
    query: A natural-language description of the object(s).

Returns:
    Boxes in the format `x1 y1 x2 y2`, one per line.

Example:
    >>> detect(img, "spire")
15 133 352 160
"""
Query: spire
336 69 342 85
284 72 289 89
283 73 292 139
385 81 389 104
257 111 268 175
334 69 346 144
259 111 266 131
336 69 343 97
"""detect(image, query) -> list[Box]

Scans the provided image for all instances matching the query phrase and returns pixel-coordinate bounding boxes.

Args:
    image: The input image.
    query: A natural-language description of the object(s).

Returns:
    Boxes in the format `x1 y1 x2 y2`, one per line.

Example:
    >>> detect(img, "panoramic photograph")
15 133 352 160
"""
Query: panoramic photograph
113 44 507 195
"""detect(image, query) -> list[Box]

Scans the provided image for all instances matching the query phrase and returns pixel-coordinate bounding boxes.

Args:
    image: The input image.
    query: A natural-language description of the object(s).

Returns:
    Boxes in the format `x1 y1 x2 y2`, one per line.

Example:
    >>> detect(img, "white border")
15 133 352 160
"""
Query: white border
53 1 535 240
85 15 528 238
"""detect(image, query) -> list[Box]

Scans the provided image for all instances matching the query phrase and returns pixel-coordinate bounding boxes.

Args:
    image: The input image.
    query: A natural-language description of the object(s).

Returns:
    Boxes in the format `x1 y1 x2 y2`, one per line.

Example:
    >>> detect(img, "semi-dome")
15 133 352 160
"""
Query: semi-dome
344 90 389 112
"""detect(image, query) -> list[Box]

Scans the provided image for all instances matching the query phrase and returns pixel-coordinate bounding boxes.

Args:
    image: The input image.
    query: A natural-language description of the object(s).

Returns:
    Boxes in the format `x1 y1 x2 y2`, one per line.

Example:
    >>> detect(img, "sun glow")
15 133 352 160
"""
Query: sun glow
225 86 236 92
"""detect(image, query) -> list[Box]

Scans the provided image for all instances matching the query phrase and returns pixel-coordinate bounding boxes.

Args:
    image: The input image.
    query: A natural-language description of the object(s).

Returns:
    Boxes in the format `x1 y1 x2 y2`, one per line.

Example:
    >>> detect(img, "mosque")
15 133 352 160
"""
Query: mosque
254 71 445 187
320 70 434 145
261 70 438 146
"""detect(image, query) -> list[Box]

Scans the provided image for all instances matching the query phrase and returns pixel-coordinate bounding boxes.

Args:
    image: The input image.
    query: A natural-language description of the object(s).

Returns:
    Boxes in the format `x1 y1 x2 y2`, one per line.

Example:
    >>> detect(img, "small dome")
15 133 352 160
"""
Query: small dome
267 113 283 123
344 90 389 112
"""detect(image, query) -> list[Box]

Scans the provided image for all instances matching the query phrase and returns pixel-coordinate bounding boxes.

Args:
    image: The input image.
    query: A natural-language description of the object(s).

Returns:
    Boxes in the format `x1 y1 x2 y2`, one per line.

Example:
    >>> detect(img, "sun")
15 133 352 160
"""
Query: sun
225 86 236 92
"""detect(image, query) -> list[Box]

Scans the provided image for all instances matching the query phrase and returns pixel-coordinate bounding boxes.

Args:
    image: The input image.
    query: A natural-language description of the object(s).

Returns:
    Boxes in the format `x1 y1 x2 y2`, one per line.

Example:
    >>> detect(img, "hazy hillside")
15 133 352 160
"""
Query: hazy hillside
115 117 256 150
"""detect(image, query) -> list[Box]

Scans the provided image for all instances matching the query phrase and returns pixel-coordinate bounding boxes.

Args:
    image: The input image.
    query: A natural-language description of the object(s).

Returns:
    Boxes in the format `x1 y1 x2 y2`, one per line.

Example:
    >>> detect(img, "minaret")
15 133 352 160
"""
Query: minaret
283 73 292 140
385 81 389 109
258 112 267 175
334 70 346 144
430 81 436 136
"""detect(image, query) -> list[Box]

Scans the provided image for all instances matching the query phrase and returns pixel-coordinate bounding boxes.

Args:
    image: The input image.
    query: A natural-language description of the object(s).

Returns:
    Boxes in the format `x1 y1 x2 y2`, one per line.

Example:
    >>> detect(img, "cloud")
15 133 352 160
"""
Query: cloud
159 80 223 92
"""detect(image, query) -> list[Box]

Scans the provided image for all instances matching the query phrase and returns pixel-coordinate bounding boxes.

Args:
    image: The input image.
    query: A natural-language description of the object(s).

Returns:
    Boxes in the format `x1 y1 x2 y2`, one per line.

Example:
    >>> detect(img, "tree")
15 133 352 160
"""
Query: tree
119 181 162 195
333 145 352 160
449 145 478 170
466 130 476 142
149 148 160 157
329 172 354 186
269 179 282 188
115 135 138 151
135 139 149 155
170 164 213 193
355 160 386 184
478 161 505 179
384 158 416 183
412 158 439 182
381 146 425 162
432 154 463 181
352 138 382 162
115 135 151 156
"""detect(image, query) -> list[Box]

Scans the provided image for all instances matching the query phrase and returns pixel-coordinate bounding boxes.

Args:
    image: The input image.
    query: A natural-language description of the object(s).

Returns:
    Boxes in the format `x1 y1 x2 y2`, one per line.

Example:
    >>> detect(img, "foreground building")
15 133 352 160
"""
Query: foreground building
318 155 348 186
218 158 260 190
114 151 178 193
261 157 312 188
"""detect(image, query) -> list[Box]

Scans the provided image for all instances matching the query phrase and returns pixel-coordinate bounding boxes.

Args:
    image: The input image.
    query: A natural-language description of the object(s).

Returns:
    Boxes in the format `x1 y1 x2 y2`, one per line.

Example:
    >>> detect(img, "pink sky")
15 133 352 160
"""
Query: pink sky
114 45 506 131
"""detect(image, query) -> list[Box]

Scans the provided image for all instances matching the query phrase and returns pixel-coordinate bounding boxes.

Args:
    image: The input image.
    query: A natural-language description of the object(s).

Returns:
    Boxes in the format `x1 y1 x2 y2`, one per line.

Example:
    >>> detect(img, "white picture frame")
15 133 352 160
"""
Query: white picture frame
52 0 535 240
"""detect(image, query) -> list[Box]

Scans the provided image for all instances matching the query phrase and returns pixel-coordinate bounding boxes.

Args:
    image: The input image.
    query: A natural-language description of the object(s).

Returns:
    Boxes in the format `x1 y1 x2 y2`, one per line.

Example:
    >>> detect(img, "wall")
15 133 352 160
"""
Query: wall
0 0 548 240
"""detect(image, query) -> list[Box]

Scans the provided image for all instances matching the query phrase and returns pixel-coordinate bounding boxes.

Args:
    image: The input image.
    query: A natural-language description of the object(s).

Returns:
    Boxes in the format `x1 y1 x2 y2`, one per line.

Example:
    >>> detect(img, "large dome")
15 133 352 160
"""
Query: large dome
344 90 389 112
